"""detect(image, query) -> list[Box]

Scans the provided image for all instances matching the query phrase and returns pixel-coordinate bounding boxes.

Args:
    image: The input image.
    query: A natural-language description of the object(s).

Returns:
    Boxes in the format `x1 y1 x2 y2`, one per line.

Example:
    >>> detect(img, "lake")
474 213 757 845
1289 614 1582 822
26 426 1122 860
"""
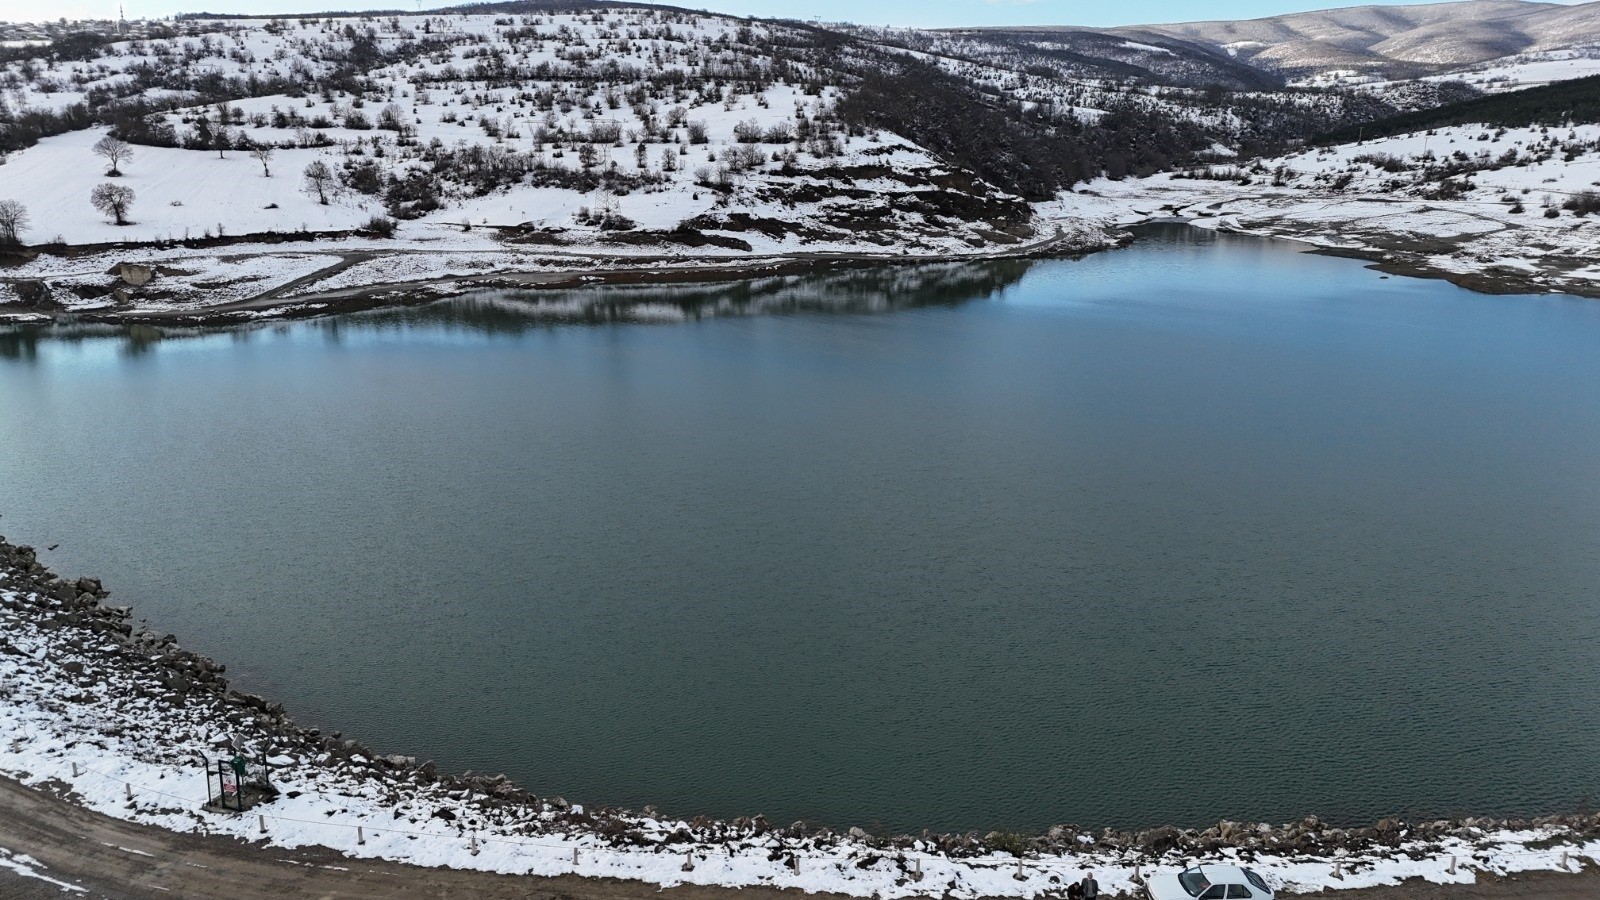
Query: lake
4 224 1600 835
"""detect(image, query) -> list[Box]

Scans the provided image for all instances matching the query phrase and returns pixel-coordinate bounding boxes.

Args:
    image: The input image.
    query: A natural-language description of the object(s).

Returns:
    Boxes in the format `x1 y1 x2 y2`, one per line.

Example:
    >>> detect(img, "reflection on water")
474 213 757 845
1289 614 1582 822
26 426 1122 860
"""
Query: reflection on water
0 258 1035 360
9 225 1600 835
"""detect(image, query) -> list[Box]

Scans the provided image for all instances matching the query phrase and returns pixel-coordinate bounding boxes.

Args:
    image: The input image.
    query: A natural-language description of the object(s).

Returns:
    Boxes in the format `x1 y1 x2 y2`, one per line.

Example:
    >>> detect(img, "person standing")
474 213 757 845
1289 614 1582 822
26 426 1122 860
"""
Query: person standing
1081 871 1099 900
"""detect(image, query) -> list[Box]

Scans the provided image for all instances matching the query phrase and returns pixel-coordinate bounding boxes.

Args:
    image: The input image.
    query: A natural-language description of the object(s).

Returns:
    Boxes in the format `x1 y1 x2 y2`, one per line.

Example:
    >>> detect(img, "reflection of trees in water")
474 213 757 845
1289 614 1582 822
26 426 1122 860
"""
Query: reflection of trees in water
0 258 1036 358
346 258 1035 335
0 323 178 362
0 327 42 361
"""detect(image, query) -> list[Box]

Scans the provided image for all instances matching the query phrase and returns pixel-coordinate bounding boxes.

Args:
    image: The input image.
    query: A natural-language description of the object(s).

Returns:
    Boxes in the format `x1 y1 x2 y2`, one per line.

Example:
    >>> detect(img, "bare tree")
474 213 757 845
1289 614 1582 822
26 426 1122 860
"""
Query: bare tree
90 183 135 225
250 145 274 176
0 199 27 246
302 160 334 205
92 135 133 176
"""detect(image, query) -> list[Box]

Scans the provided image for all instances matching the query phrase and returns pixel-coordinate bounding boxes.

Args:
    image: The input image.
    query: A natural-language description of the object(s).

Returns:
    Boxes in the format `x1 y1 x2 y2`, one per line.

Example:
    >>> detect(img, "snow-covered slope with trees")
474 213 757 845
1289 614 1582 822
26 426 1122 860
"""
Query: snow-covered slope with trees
3 1 1600 319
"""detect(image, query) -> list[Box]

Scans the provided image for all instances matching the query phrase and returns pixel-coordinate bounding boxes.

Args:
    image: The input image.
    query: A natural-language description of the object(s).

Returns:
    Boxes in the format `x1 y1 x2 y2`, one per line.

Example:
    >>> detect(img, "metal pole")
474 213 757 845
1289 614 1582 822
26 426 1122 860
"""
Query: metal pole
258 815 267 834
358 826 365 845
125 783 133 801
912 857 923 881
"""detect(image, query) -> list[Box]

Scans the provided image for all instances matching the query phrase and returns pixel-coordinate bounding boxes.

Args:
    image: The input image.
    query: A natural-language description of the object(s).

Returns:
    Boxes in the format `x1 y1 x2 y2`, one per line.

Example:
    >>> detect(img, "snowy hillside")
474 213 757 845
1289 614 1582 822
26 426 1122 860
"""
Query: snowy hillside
3 2 1600 319
1124 0 1600 79
1052 120 1600 298
0 10 1036 251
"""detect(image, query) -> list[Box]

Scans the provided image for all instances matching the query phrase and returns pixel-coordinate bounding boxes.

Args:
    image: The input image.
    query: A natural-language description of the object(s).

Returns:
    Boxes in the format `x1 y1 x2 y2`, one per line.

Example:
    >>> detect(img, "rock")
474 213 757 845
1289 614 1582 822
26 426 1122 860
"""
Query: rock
61 661 85 675
848 826 870 841
1138 825 1183 854
108 263 156 287
13 280 59 310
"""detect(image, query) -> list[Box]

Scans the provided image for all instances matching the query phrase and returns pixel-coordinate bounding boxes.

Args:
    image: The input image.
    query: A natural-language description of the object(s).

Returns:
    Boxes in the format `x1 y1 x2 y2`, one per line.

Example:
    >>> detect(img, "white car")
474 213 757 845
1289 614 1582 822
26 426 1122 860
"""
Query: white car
1145 864 1274 900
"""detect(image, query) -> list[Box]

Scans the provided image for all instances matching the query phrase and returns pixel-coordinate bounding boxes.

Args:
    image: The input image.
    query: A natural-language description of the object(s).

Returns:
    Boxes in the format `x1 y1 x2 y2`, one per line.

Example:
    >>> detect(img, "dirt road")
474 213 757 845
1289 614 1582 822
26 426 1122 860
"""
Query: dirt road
1 777 1594 900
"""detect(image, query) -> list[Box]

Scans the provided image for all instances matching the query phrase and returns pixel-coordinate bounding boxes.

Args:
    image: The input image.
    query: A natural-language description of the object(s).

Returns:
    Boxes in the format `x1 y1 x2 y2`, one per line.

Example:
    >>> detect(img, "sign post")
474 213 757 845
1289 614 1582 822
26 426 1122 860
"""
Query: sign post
219 760 241 812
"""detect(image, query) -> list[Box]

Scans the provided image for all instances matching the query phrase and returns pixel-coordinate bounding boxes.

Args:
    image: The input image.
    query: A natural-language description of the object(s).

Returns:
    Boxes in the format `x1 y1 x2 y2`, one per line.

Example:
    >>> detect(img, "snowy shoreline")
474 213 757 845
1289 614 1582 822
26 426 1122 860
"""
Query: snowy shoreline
3 534 1599 896
0 219 1118 326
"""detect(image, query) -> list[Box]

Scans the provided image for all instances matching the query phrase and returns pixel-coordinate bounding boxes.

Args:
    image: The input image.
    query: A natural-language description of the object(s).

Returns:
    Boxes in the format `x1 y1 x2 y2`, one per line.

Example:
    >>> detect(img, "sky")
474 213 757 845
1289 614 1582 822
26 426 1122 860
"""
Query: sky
4 0 1592 29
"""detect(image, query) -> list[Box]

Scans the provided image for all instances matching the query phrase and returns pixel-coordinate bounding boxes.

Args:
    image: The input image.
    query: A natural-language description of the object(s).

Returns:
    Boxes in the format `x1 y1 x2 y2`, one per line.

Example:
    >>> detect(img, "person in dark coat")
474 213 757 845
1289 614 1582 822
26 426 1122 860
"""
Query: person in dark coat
1066 881 1084 900
1080 871 1099 899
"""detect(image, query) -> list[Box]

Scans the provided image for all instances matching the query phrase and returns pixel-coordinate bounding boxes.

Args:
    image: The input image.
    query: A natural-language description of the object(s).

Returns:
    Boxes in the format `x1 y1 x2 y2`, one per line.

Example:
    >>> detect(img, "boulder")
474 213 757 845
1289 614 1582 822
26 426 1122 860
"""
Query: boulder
13 280 59 310
108 263 155 287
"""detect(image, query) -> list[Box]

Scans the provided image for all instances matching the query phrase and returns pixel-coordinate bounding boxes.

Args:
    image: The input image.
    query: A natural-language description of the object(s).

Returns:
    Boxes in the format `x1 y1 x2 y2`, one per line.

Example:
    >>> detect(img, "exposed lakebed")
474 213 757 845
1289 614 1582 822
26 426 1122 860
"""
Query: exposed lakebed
4 224 1600 835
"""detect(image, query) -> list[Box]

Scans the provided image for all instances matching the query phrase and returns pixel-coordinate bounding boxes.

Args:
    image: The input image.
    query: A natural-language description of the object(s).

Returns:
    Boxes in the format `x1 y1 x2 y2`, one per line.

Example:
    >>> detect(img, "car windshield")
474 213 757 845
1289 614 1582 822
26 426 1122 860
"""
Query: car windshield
1178 869 1212 896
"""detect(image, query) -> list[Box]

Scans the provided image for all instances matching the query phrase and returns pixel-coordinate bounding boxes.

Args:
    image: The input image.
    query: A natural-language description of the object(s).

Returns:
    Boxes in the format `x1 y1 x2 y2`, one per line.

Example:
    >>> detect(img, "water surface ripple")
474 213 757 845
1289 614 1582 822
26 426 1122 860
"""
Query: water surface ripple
4 225 1600 834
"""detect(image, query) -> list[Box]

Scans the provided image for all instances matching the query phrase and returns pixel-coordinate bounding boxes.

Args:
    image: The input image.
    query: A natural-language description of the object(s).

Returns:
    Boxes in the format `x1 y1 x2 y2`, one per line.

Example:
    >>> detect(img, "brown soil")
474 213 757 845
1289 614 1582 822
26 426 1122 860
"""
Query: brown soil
1 776 1594 900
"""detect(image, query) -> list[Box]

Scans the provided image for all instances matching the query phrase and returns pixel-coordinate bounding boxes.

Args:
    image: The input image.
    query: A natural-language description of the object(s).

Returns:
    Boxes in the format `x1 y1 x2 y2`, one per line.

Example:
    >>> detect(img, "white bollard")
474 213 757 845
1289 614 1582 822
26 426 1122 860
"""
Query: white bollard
1014 857 1025 881
71 762 80 777
1332 860 1343 880
258 815 267 834
572 847 579 866
124 783 133 801
1448 856 1456 875
682 850 695 872
469 833 479 856
1133 864 1142 884
1561 851 1570 870
357 826 365 846
912 857 923 882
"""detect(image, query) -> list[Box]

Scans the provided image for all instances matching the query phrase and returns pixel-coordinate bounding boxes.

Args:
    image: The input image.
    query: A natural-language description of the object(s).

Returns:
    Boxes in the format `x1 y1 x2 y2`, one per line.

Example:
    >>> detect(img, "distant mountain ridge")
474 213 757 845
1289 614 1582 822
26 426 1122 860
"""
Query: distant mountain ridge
1108 0 1600 77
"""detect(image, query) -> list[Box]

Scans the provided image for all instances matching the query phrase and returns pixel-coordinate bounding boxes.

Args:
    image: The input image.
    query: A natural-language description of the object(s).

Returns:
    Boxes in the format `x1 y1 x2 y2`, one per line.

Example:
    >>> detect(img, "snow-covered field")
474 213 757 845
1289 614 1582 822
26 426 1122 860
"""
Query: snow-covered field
3 545 1600 897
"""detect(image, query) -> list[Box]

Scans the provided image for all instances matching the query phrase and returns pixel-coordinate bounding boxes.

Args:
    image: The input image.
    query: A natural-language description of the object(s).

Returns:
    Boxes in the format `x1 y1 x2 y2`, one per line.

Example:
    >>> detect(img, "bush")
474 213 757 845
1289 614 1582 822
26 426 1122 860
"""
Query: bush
1562 190 1600 217
984 831 1031 857
362 215 397 238
1353 153 1411 173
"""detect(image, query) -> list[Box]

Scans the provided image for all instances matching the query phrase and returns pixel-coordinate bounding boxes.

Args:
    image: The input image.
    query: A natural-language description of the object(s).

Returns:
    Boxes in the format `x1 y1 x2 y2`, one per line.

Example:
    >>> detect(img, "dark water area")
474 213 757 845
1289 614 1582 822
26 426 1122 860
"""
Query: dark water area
4 224 1600 835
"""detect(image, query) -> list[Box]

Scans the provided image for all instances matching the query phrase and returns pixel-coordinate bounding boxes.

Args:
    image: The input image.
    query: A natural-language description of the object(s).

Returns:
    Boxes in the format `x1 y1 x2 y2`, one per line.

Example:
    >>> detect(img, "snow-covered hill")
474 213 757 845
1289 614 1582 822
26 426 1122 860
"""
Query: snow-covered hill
2 1 1600 319
1122 0 1600 79
1052 120 1600 298
0 10 1037 252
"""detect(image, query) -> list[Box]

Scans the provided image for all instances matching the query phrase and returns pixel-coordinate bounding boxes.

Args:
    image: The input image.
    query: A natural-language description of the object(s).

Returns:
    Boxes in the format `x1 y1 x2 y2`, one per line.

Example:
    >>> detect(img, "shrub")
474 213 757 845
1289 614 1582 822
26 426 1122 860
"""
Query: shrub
1563 190 1600 217
362 215 397 237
